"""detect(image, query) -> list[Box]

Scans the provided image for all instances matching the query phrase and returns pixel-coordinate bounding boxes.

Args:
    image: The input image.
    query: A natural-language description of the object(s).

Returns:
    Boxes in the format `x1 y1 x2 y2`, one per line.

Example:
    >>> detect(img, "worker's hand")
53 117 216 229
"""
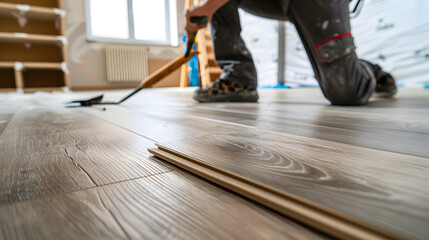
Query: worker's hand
185 0 230 45
185 6 212 45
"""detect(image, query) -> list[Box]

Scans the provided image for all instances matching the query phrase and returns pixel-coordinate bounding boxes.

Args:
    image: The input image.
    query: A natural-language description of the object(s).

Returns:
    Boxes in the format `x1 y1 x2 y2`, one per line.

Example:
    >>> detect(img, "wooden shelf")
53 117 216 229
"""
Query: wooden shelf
0 0 69 92
0 62 14 68
0 0 59 8
0 88 18 92
0 32 63 44
0 2 60 21
23 62 62 69
0 61 62 69
0 87 65 93
23 87 63 93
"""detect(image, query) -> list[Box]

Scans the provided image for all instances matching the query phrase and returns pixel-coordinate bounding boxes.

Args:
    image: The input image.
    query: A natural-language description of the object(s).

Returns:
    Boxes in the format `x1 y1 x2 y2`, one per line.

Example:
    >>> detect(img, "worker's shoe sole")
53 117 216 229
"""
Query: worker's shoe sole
194 91 259 102
374 72 397 98
193 79 258 103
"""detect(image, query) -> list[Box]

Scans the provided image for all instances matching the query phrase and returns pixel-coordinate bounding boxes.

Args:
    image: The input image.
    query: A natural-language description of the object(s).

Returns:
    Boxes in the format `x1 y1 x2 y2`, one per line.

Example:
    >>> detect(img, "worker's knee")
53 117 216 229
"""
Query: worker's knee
321 59 375 106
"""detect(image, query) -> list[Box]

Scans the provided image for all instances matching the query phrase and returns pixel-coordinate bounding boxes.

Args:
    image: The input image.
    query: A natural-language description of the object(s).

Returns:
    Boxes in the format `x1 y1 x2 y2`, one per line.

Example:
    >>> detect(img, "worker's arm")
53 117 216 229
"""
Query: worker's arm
185 0 230 43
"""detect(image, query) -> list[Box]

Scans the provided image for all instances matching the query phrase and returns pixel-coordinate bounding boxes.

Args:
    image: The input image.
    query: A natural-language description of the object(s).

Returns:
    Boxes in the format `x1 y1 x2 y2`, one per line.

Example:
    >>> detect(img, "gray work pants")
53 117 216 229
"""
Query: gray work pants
211 0 382 105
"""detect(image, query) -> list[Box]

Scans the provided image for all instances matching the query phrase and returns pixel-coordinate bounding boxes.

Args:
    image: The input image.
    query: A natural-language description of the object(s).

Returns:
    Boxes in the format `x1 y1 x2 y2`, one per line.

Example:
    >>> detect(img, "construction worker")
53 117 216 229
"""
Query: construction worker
185 0 397 105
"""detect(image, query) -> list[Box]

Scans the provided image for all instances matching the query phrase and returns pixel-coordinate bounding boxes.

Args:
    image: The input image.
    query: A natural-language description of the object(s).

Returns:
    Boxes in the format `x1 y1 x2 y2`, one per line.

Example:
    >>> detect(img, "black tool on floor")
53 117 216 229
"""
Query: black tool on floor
66 16 207 108
65 52 197 107
65 53 196 107
184 16 208 58
65 88 142 107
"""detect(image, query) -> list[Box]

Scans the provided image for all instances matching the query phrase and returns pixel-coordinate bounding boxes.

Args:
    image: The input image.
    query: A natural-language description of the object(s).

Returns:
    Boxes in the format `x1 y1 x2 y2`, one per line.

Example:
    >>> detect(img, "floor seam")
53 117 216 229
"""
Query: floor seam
96 190 132 240
0 169 176 207
81 108 159 143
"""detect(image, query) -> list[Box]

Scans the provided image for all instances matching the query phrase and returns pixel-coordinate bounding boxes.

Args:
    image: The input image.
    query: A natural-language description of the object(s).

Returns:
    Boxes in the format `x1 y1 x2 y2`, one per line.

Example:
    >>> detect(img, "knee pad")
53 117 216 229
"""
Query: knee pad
315 33 355 63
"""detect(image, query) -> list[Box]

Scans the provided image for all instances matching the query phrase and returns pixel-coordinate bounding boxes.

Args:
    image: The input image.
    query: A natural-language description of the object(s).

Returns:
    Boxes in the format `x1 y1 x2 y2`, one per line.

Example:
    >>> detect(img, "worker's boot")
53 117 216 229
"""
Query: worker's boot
360 60 397 98
193 78 258 102
194 1 258 103
375 72 397 97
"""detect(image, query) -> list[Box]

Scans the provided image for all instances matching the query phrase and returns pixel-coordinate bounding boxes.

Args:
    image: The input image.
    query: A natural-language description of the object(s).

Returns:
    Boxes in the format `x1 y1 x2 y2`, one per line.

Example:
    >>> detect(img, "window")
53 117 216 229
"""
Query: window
85 0 178 46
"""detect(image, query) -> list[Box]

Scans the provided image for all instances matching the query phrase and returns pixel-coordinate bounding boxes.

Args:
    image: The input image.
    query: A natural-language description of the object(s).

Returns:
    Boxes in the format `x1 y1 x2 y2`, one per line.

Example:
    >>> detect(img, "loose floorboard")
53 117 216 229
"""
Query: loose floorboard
0 88 428 239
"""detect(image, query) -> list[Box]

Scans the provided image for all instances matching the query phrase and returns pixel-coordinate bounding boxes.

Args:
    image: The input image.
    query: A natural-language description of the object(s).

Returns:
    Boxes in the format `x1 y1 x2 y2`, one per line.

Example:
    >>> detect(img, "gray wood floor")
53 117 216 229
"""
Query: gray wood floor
0 87 428 239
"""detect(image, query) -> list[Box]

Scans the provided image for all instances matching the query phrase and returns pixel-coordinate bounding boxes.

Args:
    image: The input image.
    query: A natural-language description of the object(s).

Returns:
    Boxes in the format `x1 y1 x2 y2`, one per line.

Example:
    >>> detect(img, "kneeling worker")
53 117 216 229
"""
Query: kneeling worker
185 0 397 105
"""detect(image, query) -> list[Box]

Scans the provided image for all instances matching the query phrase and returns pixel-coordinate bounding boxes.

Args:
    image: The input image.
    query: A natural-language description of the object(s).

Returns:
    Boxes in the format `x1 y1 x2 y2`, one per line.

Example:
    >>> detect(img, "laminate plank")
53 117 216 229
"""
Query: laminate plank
88 97 429 159
110 87 429 117
0 171 327 240
153 128 429 240
0 106 173 204
255 88 429 114
0 107 105 140
0 113 14 138
107 87 429 157
0 100 22 139
0 148 97 205
83 104 216 143
193 103 429 134
118 87 429 131
158 104 429 158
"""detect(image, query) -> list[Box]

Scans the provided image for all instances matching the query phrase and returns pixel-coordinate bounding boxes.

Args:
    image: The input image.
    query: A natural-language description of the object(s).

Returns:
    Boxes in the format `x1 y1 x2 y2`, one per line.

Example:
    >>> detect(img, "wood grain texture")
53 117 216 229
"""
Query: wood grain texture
0 104 20 138
161 104 429 158
1 88 427 239
0 113 14 138
117 87 429 158
0 171 327 240
154 127 429 240
0 106 173 204
149 147 398 240
75 89 429 239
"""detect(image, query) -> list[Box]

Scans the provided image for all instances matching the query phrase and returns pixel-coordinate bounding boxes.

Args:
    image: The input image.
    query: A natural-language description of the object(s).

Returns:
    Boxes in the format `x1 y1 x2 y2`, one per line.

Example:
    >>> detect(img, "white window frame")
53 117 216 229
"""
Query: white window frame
84 0 178 46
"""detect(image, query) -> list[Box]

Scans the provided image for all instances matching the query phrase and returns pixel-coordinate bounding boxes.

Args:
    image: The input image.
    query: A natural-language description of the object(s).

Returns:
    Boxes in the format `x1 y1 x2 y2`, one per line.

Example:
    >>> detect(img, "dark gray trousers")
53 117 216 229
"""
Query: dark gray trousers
211 0 381 105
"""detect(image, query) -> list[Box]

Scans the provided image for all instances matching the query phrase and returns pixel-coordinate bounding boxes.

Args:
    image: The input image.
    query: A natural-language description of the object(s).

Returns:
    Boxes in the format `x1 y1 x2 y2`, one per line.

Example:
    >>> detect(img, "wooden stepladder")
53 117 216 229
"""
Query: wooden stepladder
180 0 222 88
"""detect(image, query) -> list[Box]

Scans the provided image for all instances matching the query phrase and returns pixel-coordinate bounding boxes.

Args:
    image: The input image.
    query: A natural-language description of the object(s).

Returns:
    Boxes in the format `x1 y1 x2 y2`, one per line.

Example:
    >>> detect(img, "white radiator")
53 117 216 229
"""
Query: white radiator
105 45 149 82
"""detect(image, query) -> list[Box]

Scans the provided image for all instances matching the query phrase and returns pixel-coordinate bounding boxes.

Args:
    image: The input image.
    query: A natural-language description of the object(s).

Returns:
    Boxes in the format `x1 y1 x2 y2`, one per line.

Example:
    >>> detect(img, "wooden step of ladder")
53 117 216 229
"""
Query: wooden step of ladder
180 0 222 88
197 28 222 87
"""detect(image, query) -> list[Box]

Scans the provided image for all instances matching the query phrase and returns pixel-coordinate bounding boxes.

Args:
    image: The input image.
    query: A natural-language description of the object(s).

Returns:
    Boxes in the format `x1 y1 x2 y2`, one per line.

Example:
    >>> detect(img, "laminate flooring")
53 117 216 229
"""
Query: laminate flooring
0 90 328 240
0 88 428 239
